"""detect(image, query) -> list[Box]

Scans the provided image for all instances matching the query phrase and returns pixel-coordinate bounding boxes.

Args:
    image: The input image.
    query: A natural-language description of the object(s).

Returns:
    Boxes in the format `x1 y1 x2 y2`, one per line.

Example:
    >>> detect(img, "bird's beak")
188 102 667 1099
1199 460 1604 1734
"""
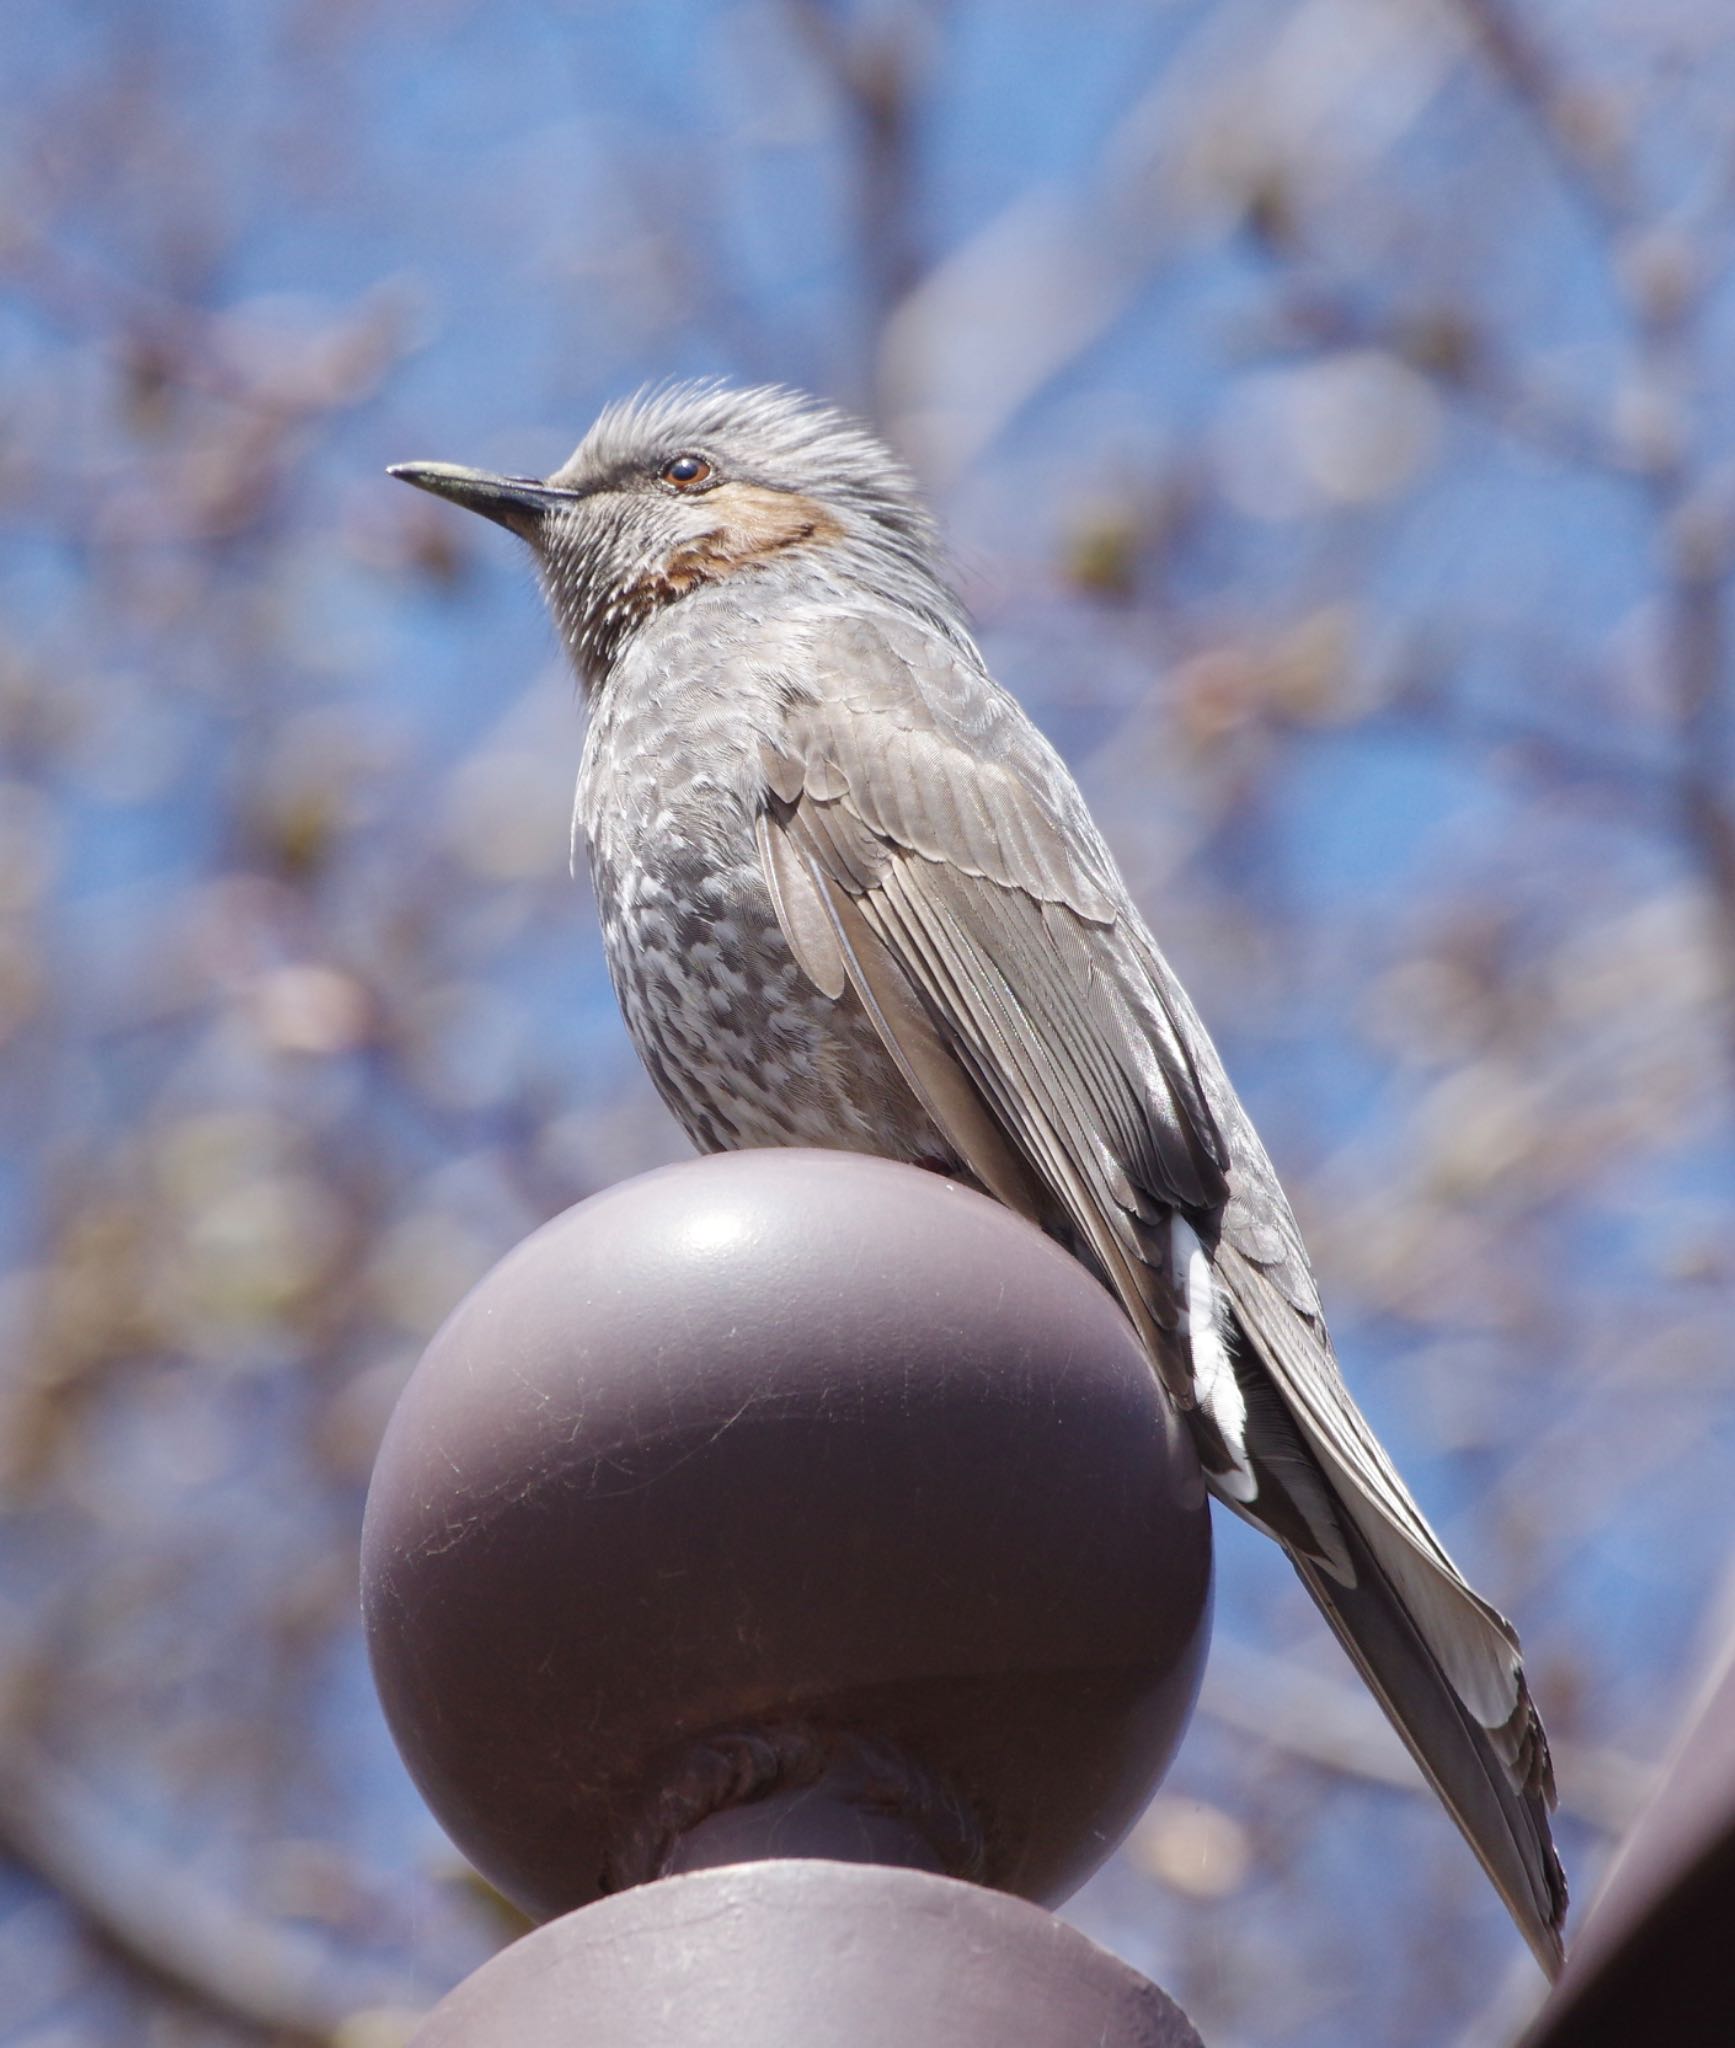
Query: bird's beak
387 462 575 536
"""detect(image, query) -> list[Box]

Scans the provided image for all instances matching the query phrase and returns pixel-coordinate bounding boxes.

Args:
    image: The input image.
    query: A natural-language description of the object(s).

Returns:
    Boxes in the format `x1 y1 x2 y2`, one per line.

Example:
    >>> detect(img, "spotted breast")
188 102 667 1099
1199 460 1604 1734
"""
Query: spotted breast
575 589 945 1165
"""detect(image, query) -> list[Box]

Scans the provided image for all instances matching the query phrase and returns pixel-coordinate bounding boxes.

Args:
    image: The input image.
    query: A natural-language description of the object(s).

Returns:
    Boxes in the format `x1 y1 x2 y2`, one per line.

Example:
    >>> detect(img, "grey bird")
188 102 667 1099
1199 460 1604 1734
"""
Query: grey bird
391 381 1567 1971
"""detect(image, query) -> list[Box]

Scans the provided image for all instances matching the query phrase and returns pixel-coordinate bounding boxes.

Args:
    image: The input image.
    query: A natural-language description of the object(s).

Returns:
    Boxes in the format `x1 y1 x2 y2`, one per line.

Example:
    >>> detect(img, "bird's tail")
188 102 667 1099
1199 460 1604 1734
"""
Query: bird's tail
1284 1501 1567 1977
1192 1243 1568 1973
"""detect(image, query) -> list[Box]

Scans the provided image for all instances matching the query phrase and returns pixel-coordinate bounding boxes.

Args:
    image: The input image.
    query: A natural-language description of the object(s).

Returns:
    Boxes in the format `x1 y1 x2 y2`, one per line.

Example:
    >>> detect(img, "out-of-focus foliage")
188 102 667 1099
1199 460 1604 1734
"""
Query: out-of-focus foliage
2 2 1733 2043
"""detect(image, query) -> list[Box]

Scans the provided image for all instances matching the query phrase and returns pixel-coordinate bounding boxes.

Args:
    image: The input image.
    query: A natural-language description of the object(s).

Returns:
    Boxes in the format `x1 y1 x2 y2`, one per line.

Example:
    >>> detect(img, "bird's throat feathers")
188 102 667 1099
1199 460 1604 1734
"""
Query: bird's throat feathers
543 482 972 692
543 482 851 690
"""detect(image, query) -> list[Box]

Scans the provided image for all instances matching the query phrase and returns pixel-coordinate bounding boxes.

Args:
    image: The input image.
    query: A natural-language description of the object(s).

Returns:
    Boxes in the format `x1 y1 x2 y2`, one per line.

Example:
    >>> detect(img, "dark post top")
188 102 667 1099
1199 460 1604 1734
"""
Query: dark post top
361 1148 1212 1922
412 1858 1206 2047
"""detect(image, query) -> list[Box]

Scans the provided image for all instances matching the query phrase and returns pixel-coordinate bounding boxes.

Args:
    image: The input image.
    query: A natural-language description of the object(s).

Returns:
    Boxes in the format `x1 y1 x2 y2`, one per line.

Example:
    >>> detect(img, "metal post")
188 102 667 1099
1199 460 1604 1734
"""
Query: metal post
362 1148 1213 2043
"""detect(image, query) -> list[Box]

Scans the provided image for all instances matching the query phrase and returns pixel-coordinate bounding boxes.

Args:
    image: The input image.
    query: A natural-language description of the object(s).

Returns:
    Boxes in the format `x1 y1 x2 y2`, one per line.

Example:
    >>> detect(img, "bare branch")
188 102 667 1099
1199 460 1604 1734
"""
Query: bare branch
0 1738 435 2041
1654 496 1735 1100
1447 0 1638 238
784 0 933 366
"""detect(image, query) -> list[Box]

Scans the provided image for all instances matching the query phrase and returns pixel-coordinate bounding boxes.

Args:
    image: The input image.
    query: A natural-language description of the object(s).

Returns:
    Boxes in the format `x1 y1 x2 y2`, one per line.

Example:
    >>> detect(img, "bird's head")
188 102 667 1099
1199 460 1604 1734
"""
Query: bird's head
390 381 966 688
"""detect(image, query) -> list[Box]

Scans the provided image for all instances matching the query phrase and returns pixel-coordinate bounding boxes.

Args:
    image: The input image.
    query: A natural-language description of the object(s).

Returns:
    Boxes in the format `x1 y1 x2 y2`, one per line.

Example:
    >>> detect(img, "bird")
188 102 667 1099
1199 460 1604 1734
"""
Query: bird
390 380 1567 1972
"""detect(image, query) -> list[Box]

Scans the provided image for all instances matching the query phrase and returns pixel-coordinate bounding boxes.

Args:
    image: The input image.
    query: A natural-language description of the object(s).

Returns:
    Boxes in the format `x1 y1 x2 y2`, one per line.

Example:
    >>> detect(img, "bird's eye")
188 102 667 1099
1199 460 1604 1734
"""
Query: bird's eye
660 454 713 488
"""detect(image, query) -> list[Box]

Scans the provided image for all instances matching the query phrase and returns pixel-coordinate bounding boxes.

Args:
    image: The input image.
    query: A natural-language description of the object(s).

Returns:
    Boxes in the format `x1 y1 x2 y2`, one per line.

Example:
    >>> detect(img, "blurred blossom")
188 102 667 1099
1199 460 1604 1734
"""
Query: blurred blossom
248 962 373 1056
1615 227 1697 328
1063 505 1145 601
1611 375 1683 476
1362 956 1493 1066
1417 1060 1547 1203
159 1169 339 1349
1167 609 1360 755
1215 351 1441 519
1285 351 1441 502
1260 605 1361 722
1131 1795 1255 1900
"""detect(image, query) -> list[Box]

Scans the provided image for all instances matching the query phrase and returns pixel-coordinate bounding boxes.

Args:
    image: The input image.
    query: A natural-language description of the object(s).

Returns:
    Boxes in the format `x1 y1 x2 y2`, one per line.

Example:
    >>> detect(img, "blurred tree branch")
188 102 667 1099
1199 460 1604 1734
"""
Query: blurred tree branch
1237 0 1735 1107
784 0 936 390
0 1734 430 2040
1451 0 1735 1103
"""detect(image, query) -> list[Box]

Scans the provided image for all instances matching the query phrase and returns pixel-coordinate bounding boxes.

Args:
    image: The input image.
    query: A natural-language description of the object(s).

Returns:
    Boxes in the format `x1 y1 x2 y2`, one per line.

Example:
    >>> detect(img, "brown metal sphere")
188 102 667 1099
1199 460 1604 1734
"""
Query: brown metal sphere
412 1861 1204 2046
362 1149 1211 1921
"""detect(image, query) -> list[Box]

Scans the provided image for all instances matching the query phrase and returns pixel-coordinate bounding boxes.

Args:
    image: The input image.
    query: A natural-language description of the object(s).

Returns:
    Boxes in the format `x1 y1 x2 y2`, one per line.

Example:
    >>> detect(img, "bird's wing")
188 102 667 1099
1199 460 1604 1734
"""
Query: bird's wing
753 610 1565 1969
757 615 1233 1400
